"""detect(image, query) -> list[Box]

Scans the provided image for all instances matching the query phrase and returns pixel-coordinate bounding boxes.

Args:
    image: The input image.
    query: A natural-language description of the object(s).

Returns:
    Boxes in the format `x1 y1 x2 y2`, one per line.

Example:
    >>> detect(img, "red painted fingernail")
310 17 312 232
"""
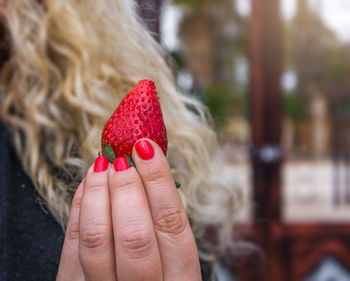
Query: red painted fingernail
94 155 109 172
114 157 130 172
135 139 154 160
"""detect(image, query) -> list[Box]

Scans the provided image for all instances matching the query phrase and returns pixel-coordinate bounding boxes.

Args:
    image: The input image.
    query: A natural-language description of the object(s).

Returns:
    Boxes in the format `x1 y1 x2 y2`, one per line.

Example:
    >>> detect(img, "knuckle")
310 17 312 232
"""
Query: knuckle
80 223 109 250
71 196 82 210
111 170 140 192
143 166 170 186
154 207 187 235
115 177 138 191
67 223 80 240
119 225 154 259
85 183 106 193
86 175 108 193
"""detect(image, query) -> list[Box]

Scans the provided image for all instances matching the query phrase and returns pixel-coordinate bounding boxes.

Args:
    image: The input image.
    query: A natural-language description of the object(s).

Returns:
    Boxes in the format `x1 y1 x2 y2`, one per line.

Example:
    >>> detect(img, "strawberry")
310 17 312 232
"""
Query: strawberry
101 79 167 163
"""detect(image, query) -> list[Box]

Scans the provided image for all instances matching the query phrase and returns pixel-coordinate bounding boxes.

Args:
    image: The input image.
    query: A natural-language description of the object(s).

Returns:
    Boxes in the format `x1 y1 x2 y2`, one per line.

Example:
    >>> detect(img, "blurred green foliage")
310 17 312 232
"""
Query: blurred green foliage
283 94 308 122
285 1 350 96
203 84 247 129
170 0 248 131
171 0 350 130
281 0 350 124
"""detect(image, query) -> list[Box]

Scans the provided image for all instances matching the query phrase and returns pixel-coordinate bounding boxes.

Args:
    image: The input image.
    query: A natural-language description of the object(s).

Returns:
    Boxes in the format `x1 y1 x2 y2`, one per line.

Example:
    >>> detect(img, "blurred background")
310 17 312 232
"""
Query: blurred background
138 0 350 280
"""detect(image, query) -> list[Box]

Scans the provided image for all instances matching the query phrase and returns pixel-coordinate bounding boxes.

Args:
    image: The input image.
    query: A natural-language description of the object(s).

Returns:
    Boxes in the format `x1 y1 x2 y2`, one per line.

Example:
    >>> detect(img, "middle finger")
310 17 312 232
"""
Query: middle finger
109 156 162 281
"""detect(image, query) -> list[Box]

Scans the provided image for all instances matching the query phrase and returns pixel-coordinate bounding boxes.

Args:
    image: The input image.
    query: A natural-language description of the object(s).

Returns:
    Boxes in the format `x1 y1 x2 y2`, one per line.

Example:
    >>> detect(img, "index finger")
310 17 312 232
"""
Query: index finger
132 139 201 281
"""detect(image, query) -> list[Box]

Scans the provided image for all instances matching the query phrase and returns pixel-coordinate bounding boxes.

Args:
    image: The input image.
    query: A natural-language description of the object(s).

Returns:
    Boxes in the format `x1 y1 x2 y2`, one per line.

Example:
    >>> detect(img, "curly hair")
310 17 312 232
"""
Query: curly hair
0 0 240 262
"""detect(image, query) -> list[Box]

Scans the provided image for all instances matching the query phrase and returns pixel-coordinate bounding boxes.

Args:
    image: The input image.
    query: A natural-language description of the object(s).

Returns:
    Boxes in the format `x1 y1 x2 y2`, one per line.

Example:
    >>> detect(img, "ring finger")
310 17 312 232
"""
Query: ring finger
79 157 116 281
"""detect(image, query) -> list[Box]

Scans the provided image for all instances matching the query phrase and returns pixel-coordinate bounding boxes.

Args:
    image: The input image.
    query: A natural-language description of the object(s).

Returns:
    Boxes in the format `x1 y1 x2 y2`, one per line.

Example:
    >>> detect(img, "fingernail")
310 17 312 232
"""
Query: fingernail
114 157 130 172
135 139 154 160
94 155 109 172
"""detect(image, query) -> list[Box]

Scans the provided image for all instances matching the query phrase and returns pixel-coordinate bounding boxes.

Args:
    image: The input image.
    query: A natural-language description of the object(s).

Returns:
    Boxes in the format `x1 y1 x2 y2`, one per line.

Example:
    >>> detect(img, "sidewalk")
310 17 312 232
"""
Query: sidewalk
224 160 350 223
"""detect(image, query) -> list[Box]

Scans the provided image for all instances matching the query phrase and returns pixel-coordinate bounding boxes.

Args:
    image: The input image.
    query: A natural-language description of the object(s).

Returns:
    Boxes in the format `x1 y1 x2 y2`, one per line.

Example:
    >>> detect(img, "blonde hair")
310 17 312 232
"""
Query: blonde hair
0 0 240 259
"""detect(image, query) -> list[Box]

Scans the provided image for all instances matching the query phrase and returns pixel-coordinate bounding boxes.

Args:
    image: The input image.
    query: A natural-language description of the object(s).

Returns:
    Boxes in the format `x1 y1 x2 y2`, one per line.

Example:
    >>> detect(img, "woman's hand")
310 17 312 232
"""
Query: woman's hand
56 139 202 281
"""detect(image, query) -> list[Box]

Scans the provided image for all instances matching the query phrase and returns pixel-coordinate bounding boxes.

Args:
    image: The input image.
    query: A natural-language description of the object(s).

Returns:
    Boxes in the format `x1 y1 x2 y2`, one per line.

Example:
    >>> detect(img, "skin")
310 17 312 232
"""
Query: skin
56 139 202 281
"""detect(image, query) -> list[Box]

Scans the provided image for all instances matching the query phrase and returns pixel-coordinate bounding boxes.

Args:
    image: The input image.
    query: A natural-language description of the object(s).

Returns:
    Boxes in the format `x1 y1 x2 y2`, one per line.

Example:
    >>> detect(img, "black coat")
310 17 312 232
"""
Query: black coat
0 122 212 281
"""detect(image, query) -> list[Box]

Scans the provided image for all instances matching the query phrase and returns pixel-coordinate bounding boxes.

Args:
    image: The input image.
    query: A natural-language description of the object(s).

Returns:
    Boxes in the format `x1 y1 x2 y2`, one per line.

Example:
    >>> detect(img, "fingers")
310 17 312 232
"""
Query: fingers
57 180 85 281
79 159 116 281
109 157 162 281
59 142 201 281
132 139 201 281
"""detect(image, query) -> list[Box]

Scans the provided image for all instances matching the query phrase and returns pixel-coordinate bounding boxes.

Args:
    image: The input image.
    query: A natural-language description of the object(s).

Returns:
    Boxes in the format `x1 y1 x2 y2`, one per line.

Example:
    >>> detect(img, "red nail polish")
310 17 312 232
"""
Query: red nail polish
114 157 130 172
94 156 109 172
135 139 154 160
